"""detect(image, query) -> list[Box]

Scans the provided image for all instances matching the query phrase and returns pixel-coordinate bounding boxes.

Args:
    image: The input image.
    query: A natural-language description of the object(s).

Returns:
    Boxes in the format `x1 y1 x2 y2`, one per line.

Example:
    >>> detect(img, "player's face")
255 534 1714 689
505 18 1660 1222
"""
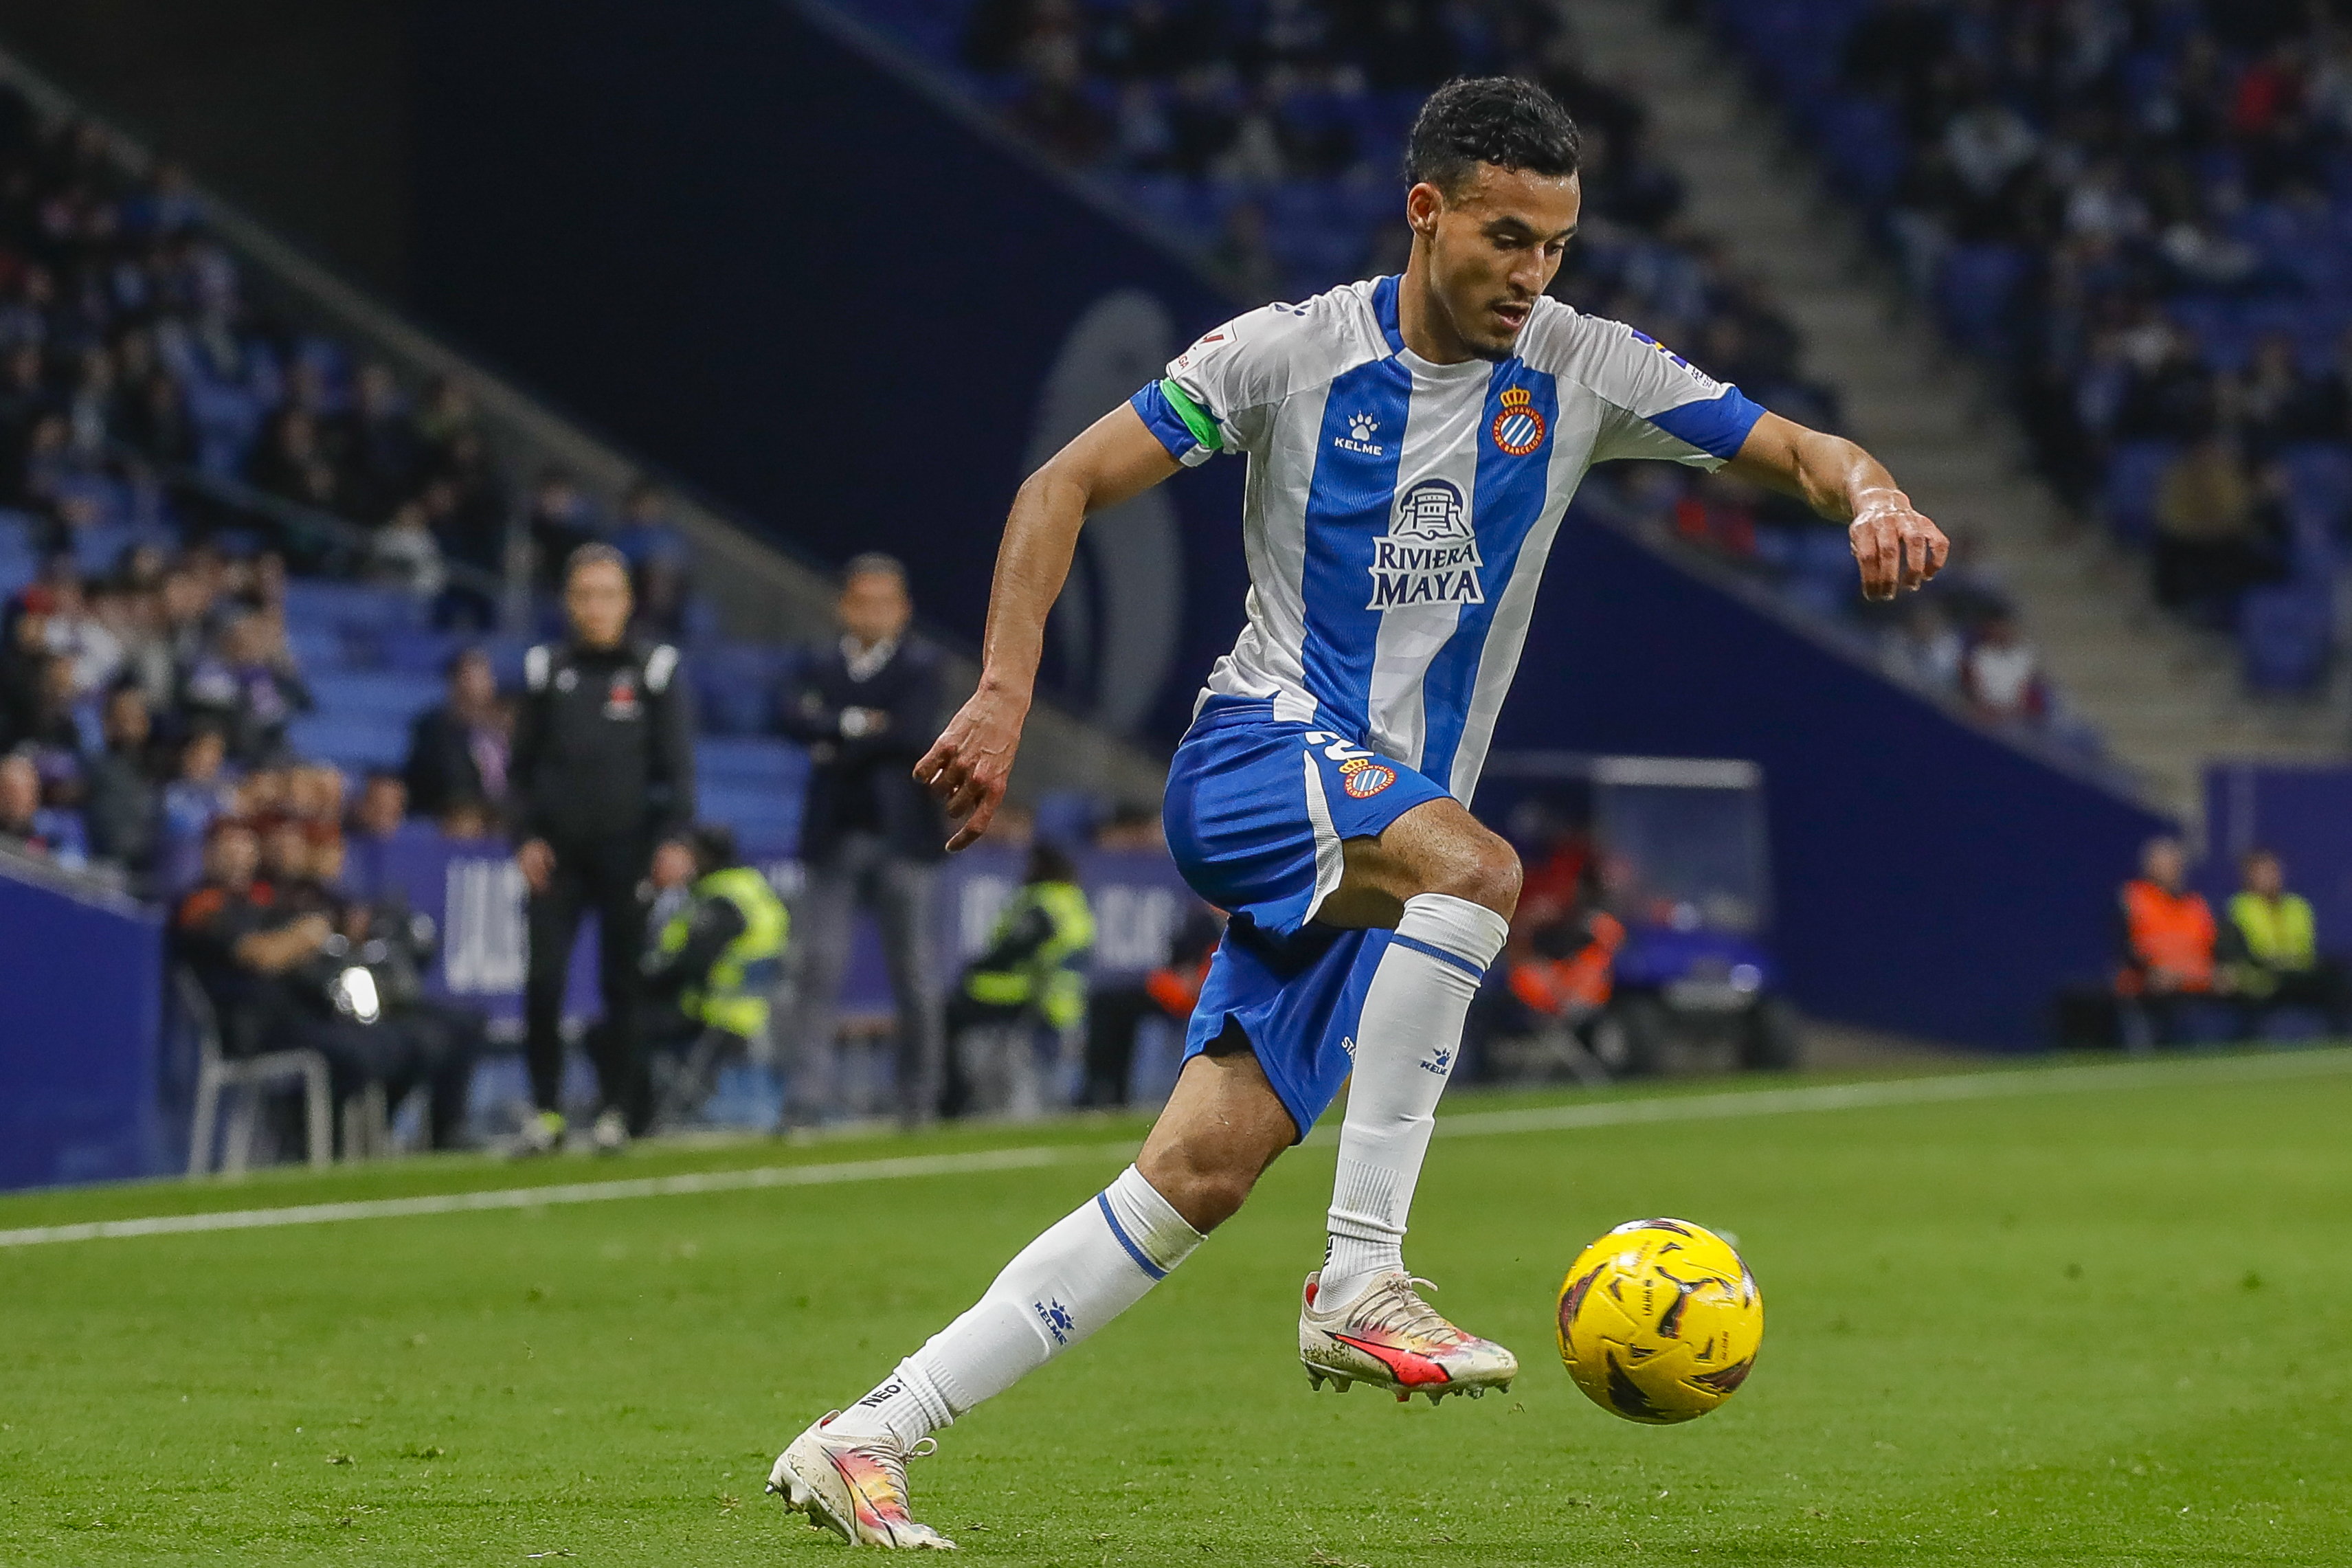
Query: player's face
1411 165 1581 361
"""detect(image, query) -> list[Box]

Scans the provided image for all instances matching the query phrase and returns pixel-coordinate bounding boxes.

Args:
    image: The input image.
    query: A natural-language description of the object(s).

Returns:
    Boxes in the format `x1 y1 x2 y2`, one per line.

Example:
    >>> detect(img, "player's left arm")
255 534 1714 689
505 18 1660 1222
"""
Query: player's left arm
1723 411 1948 602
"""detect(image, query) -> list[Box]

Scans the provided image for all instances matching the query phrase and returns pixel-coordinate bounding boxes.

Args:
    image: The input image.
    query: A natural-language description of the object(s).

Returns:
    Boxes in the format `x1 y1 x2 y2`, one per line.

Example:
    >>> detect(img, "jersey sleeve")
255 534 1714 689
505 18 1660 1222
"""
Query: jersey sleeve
1580 322 1769 469
1129 306 1305 463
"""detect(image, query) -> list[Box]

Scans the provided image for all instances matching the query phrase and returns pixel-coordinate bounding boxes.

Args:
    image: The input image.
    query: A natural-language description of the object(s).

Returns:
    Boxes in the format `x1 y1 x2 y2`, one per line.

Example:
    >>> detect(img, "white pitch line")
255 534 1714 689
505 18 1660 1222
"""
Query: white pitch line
4 1050 2347 1249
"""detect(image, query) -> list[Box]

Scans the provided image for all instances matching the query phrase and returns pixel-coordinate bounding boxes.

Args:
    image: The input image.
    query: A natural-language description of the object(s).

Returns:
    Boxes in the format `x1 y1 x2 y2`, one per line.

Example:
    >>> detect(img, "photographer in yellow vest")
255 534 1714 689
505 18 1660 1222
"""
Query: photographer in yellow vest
2222 848 2351 1038
941 840 1095 1118
641 823 789 1128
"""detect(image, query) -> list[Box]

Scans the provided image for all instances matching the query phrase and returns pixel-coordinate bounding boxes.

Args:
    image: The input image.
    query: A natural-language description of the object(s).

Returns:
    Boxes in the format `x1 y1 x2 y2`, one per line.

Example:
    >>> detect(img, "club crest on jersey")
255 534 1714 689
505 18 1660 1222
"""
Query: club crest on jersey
1368 478 1483 610
1490 386 1547 456
1339 757 1397 798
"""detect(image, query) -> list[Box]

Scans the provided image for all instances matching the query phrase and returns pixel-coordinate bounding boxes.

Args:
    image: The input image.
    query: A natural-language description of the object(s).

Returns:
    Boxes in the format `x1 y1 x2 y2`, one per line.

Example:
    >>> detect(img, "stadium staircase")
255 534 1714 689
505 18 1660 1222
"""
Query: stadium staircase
0 43 1167 847
1573 0 2351 820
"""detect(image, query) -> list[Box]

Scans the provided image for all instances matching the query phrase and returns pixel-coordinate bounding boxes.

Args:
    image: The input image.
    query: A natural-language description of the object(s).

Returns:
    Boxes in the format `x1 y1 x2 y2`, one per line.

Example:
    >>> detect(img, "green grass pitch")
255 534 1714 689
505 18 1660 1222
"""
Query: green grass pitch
3 1051 2350 1566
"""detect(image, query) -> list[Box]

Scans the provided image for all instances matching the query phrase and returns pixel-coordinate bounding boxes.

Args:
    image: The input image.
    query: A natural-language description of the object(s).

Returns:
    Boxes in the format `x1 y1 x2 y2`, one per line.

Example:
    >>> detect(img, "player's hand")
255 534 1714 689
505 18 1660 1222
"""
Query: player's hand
916 683 1029 852
516 838 555 895
1848 489 1947 601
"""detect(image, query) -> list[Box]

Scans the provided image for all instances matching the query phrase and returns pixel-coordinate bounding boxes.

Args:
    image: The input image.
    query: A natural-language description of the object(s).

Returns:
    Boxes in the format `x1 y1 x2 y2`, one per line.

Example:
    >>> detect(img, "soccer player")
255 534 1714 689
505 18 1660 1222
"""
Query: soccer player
770 76 1946 1547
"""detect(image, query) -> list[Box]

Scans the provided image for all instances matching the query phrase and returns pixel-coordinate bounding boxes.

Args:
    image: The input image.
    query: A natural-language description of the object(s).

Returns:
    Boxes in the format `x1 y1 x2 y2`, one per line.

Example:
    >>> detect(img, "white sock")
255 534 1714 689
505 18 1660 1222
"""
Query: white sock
1322 893 1510 1308
826 1165 1202 1446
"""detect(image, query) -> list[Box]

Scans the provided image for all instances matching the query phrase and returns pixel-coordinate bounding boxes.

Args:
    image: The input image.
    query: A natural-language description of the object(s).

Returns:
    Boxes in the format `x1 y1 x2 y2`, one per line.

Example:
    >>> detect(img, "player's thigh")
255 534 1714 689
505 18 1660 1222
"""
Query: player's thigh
1318 795 1522 928
1135 1040 1296 1233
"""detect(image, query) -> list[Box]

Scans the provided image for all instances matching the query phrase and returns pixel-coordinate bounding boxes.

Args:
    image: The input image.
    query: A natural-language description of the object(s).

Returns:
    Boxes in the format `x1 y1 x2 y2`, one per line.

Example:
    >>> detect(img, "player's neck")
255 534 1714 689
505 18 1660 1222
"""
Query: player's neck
1396 255 1476 366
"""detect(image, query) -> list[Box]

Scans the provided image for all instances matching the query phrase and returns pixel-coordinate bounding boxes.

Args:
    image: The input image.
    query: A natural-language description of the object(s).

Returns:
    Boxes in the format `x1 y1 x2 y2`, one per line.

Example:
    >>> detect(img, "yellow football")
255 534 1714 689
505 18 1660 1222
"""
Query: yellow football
1556 1218 1762 1424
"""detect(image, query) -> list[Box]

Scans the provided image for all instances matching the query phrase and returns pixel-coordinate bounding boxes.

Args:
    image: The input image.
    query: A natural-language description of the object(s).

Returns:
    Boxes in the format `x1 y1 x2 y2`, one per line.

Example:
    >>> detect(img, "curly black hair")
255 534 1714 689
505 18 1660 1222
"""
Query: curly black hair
1404 76 1582 195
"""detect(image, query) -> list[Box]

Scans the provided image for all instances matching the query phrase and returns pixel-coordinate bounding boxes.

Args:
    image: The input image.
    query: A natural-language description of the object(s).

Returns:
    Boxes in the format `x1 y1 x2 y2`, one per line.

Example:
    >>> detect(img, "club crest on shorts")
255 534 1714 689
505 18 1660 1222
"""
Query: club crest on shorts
1490 386 1547 456
1338 757 1396 798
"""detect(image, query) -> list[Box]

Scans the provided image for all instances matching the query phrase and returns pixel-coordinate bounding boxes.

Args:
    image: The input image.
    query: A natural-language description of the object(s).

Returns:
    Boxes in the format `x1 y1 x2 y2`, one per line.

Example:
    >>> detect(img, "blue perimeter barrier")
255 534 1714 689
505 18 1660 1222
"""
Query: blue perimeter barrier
0 858 164 1188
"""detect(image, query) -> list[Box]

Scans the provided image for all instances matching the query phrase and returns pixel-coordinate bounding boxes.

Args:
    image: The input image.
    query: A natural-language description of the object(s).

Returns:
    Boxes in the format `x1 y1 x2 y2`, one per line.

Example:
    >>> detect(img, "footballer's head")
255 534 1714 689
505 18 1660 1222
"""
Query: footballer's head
1404 77 1582 362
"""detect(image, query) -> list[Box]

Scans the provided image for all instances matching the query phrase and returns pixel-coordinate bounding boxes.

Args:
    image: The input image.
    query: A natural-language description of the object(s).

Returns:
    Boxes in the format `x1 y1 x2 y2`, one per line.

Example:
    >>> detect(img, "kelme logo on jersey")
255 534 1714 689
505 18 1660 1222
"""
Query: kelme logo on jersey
1490 386 1547 456
1334 410 1385 456
1367 478 1483 610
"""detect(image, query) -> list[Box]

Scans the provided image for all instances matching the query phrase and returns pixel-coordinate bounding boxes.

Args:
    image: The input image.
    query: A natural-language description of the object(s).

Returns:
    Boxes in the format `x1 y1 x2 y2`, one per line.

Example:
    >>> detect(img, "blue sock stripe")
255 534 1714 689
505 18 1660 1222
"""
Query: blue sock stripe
1096 1192 1167 1280
1387 930 1488 980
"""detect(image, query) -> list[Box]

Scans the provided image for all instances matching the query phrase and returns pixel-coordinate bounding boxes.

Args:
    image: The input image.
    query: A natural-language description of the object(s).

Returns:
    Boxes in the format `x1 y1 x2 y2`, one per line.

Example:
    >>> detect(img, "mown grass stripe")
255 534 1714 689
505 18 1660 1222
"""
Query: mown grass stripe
5 1049 2344 1248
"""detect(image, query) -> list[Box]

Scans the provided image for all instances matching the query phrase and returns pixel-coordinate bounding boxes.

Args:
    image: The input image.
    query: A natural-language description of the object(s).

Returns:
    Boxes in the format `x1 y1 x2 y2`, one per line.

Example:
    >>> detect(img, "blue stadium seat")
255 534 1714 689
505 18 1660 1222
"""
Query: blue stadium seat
691 643 783 736
698 782 803 858
695 737 809 791
305 670 442 722
282 579 423 634
284 713 409 771
2239 583 2334 693
1934 244 2029 354
2102 440 2177 544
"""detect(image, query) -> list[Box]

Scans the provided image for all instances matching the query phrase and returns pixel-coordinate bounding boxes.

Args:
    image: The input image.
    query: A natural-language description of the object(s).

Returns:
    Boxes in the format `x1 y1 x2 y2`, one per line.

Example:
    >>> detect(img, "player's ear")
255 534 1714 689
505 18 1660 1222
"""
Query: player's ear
1406 181 1444 237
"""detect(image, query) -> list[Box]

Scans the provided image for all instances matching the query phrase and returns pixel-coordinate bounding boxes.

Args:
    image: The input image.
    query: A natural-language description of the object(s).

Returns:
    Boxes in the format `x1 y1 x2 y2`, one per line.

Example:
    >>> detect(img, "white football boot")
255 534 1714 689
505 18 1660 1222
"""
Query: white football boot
1298 1269 1518 1404
768 1411 956 1549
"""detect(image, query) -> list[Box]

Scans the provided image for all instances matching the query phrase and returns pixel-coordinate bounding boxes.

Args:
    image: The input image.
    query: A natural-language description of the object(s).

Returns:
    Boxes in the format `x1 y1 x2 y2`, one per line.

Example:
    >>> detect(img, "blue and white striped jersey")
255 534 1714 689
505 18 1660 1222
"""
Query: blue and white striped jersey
1131 274 1766 804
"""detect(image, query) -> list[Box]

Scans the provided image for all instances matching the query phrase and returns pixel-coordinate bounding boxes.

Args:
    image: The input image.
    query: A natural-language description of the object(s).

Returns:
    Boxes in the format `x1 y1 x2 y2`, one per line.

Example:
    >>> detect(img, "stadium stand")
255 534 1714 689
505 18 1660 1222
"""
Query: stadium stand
0 78 830 897
1697 0 2352 695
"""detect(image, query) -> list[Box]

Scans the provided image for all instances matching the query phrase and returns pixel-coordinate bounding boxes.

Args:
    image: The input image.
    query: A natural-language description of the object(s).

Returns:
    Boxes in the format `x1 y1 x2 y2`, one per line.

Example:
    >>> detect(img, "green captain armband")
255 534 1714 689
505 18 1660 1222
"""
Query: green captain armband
1158 378 1222 453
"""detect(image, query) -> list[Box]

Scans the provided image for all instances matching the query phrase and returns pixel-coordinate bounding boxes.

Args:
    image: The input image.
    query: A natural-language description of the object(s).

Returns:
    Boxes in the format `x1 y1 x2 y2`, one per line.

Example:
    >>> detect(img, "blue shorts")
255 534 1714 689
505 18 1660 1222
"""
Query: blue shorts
1162 697 1453 1139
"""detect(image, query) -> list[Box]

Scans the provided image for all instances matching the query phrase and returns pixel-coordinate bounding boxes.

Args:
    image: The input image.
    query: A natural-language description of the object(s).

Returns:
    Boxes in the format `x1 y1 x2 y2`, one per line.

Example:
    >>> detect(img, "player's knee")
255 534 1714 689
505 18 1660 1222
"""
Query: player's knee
1139 1143 1262 1233
1423 827 1521 917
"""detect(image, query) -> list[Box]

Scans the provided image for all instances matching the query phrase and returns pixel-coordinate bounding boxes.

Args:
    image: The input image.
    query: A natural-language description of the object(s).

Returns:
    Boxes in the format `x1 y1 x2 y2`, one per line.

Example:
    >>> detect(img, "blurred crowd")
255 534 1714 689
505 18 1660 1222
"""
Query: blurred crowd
1709 0 2352 681
0 85 724 901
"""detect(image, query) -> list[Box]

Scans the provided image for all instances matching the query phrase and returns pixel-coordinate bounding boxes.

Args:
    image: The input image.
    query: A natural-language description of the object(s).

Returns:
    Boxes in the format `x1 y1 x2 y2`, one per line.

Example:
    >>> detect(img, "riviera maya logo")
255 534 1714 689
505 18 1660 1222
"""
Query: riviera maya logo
1490 385 1547 456
1335 409 1385 456
1367 478 1483 610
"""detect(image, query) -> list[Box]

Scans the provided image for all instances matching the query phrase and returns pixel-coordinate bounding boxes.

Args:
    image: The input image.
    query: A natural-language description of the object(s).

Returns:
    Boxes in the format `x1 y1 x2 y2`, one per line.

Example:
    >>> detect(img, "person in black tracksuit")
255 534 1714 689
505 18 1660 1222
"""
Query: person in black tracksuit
510 544 695 1147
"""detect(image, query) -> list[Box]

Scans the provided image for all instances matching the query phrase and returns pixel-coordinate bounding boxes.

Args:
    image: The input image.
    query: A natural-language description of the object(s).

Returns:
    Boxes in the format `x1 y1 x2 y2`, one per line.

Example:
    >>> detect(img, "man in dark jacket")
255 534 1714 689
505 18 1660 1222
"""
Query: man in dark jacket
82 679 161 882
776 553 946 1129
403 646 508 818
510 544 695 1152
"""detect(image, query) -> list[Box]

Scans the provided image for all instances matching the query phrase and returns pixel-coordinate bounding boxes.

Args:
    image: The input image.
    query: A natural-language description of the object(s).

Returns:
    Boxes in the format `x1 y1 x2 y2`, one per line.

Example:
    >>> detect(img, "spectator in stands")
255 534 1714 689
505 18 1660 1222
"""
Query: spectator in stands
347 770 410 843
615 483 693 639
2116 834 2225 1051
1883 599 1964 695
0 749 83 865
941 840 1095 1119
2232 333 2346 457
403 647 509 818
2152 435 2280 620
1960 614 2046 726
247 408 343 515
778 553 947 1131
335 361 421 520
526 470 601 589
365 497 447 601
97 574 172 712
82 680 161 880
511 544 696 1154
181 609 310 765
160 725 231 862
2222 848 2352 1036
42 574 122 697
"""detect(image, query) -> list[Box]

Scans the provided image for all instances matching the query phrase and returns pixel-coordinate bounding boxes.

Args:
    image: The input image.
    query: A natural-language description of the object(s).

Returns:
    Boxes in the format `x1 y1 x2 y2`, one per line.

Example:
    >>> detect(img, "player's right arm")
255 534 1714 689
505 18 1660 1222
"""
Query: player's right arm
915 405 1181 851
